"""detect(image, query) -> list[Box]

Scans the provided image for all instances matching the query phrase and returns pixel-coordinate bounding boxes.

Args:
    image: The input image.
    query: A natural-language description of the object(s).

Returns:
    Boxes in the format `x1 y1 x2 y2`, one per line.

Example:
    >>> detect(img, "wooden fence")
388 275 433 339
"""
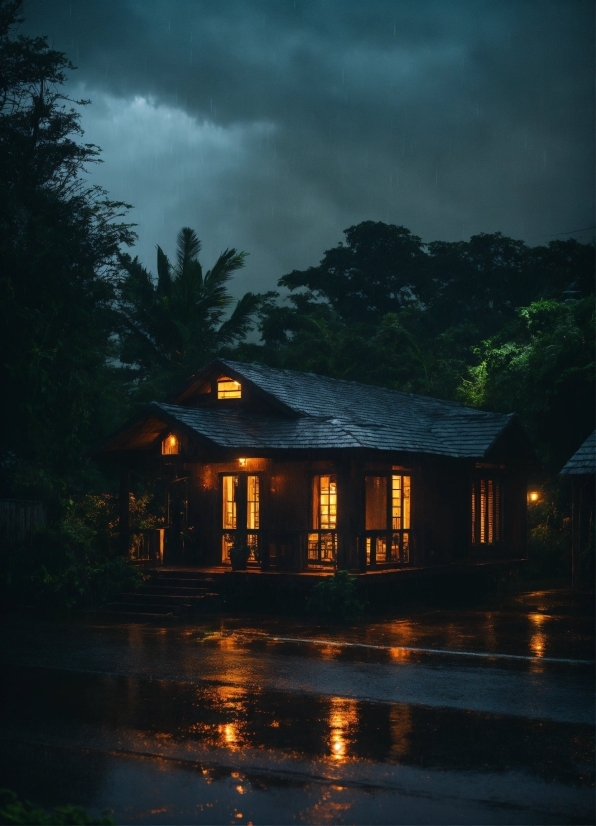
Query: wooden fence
0 499 46 547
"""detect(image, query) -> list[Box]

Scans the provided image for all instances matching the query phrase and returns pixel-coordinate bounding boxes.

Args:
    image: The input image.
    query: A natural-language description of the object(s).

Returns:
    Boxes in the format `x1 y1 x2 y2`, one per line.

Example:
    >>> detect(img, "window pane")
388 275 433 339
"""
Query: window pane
320 532 337 560
217 377 242 399
487 480 494 544
247 475 260 529
391 475 402 529
391 533 400 563
402 532 410 564
308 533 319 560
162 433 179 455
365 476 387 530
222 475 237 529
247 533 259 561
366 536 371 565
376 535 387 563
480 479 487 543
222 532 234 562
318 475 337 530
403 475 411 530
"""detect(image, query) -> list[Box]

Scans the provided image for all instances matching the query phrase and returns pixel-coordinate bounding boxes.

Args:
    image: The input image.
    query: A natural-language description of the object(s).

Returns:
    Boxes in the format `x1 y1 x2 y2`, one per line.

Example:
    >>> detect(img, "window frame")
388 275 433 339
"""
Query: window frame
308 474 338 566
470 476 502 547
216 376 242 400
364 472 412 568
161 432 180 455
219 472 262 564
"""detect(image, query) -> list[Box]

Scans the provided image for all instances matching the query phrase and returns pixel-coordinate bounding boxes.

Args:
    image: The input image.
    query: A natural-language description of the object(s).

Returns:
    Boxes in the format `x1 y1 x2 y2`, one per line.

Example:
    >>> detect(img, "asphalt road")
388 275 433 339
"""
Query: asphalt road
0 589 593 824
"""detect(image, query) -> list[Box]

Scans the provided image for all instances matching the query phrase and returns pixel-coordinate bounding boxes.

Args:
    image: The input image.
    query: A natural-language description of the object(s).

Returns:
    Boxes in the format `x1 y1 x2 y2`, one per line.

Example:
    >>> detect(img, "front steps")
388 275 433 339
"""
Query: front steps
103 569 221 620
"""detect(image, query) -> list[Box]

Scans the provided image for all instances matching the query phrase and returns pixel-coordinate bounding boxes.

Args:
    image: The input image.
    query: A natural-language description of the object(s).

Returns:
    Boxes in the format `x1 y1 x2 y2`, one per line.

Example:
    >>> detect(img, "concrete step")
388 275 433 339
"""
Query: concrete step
140 586 210 597
155 572 218 582
114 593 200 606
109 601 187 614
100 609 175 621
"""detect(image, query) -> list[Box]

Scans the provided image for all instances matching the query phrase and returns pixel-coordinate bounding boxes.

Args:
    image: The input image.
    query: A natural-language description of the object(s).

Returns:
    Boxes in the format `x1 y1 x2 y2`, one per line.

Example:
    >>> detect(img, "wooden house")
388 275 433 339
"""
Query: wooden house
95 359 533 574
560 431 595 590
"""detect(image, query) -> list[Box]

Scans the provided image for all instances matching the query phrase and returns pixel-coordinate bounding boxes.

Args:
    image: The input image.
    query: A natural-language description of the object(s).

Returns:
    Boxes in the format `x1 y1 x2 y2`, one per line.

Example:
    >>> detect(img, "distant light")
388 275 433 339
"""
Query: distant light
529 491 540 502
238 457 247 467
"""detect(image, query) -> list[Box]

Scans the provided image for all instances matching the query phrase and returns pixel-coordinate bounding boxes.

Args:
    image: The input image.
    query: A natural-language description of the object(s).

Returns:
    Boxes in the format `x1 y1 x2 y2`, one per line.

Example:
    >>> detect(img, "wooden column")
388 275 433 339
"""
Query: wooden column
337 456 363 572
118 468 130 557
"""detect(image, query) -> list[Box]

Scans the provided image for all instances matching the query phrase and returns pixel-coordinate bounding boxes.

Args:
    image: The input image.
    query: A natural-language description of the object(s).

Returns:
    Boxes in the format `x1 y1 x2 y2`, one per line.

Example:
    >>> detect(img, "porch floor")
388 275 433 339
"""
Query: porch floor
140 558 525 581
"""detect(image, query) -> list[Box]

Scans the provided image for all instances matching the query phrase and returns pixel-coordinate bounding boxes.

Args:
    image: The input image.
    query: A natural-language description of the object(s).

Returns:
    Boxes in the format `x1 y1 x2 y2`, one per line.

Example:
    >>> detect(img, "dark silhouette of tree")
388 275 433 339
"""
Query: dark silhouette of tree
0 0 135 497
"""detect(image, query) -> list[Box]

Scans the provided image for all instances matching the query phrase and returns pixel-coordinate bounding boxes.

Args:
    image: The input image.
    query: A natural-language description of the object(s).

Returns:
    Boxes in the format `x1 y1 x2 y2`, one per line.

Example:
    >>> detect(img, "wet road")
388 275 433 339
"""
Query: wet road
0 590 593 824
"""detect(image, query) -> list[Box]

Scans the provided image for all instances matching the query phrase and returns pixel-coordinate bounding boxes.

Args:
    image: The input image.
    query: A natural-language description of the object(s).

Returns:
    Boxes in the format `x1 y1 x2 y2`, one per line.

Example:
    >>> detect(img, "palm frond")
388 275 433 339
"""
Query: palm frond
215 291 262 346
176 227 201 276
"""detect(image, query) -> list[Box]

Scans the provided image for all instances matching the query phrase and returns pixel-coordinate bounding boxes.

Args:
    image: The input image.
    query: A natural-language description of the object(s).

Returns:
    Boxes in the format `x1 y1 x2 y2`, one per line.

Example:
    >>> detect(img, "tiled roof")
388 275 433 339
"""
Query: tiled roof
152 360 518 459
560 431 596 475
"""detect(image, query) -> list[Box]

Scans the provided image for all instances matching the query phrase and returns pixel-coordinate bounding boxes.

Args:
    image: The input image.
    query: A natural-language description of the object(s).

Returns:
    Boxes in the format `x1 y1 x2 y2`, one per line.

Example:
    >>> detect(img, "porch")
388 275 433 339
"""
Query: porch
102 558 526 620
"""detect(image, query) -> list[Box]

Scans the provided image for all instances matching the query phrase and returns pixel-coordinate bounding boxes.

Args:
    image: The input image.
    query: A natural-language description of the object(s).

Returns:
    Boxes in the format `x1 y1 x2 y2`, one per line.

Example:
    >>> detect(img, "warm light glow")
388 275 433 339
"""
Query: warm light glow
529 490 540 502
328 697 357 763
161 433 179 455
217 377 242 399
238 457 247 467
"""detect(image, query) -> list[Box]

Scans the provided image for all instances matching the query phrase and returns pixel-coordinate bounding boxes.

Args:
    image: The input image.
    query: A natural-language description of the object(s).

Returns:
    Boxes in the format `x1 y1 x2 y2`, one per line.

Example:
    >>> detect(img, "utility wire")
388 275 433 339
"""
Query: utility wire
547 226 595 237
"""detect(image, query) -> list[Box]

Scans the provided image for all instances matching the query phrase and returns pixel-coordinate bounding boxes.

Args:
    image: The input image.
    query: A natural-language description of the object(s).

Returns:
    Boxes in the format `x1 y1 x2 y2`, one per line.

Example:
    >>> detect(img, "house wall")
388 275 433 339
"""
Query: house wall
173 451 528 570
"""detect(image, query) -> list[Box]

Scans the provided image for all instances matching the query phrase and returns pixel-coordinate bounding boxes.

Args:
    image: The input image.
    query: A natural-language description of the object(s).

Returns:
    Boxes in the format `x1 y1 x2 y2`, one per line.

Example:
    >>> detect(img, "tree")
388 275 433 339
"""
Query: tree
117 227 263 398
458 297 595 470
279 221 428 324
0 0 135 497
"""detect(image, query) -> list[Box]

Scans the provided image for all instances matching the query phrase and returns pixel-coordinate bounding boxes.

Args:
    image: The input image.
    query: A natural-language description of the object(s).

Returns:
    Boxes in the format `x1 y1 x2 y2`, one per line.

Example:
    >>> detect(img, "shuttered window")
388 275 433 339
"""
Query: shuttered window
471 478 501 545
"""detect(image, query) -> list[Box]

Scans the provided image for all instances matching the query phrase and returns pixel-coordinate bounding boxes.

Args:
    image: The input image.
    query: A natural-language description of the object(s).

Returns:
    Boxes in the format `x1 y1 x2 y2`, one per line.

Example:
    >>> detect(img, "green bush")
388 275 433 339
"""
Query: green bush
307 570 364 623
526 485 571 579
0 789 113 825
0 501 142 610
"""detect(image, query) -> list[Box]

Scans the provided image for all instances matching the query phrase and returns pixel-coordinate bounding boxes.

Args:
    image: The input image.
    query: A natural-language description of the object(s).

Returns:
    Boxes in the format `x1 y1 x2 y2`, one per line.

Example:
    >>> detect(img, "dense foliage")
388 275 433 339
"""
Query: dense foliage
237 220 594 473
0 1 135 501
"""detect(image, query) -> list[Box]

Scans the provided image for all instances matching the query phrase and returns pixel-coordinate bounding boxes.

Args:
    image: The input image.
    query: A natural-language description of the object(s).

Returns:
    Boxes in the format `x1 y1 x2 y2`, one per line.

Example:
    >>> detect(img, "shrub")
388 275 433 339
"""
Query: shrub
0 502 142 610
307 570 364 623
0 789 113 825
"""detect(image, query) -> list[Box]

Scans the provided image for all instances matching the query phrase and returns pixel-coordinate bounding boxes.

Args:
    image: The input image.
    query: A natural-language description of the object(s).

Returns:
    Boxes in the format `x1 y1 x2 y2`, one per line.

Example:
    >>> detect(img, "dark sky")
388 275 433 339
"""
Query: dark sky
22 0 595 296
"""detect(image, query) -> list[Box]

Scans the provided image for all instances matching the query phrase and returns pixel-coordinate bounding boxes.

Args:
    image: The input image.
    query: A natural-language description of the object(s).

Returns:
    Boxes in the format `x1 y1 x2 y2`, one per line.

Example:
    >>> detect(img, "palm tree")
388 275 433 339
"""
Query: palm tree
117 227 261 393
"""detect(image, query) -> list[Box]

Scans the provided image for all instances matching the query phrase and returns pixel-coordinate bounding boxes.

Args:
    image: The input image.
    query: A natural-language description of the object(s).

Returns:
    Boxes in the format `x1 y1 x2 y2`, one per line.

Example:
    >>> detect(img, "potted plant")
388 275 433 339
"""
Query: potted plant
229 539 250 571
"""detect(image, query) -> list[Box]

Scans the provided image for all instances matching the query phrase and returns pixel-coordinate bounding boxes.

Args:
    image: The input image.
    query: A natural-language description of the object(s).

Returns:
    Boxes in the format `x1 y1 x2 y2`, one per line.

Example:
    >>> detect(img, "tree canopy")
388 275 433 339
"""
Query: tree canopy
0 0 135 497
236 221 594 472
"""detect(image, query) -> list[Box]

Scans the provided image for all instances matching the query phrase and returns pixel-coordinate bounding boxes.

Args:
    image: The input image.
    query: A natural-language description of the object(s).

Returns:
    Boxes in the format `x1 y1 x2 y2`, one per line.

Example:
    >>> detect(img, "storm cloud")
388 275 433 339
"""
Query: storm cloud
22 0 595 295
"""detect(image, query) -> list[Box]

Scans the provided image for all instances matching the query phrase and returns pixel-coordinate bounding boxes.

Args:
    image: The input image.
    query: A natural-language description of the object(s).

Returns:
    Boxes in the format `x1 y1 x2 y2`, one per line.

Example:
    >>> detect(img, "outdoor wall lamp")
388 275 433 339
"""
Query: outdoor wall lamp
238 457 247 467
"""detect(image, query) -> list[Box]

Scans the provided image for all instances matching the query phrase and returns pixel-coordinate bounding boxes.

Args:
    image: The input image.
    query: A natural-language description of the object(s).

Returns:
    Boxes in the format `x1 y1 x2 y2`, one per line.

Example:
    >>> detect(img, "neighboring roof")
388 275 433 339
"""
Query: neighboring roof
139 359 520 459
560 431 596 476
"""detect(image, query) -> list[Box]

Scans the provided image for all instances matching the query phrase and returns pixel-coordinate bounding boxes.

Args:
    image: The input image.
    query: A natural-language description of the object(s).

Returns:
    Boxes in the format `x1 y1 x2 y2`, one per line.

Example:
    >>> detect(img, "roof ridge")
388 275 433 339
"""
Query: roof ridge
220 358 510 416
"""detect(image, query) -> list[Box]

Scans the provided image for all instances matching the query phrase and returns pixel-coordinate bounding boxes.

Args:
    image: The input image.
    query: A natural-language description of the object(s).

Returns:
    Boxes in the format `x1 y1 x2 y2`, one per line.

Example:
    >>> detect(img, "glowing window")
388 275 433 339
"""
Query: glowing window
162 433 179 455
392 474 410 530
217 377 242 399
364 474 411 567
471 478 501 544
222 475 237 529
312 475 337 530
247 475 260 530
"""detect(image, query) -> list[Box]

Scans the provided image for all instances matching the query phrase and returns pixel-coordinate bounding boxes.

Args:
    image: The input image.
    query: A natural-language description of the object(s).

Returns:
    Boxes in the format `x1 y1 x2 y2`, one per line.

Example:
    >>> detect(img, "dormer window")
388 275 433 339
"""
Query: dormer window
217 377 241 399
162 433 179 455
